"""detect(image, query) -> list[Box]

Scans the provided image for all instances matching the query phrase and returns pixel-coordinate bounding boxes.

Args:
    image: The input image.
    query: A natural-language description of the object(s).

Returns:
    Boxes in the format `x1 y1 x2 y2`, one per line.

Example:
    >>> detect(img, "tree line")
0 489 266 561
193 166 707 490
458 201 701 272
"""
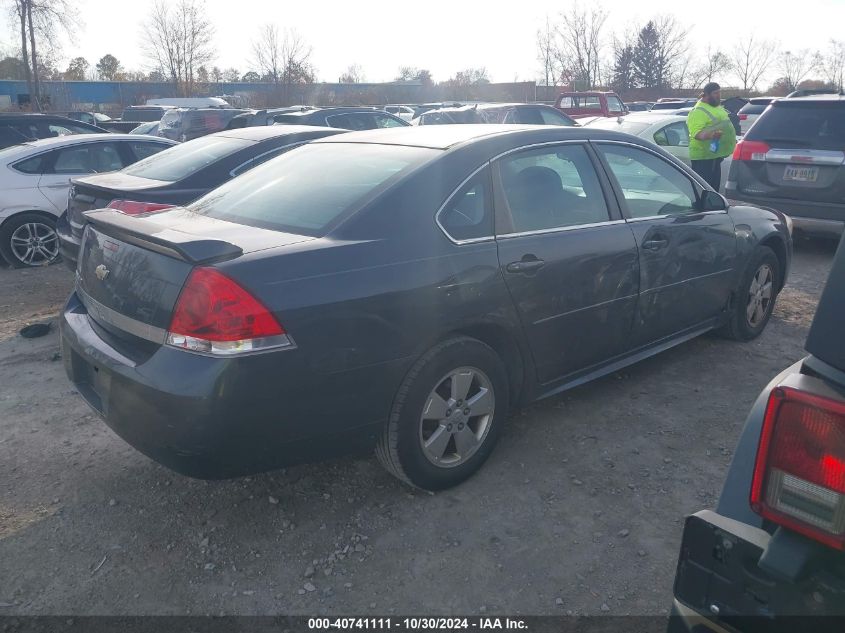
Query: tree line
537 3 845 96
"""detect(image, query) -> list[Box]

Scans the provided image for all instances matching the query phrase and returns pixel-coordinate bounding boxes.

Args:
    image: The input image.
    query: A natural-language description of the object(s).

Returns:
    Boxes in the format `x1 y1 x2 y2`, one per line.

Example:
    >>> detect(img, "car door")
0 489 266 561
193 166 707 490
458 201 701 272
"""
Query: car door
37 142 127 212
594 141 737 346
493 142 640 385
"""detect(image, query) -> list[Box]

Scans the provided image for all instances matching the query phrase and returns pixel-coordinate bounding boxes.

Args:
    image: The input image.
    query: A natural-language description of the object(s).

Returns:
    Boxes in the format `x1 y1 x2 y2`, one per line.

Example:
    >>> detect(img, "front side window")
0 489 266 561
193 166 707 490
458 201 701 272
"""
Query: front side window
538 108 575 126
129 141 169 161
557 97 574 109
189 143 439 235
374 114 406 128
497 144 609 233
49 122 95 135
325 113 375 130
437 168 492 242
598 144 698 219
606 97 625 113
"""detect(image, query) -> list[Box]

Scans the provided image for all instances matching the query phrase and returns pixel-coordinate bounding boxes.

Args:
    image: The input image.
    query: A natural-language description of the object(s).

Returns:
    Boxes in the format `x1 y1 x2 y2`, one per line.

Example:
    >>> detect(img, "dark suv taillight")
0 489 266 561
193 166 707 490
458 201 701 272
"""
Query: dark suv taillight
733 139 771 162
751 386 845 550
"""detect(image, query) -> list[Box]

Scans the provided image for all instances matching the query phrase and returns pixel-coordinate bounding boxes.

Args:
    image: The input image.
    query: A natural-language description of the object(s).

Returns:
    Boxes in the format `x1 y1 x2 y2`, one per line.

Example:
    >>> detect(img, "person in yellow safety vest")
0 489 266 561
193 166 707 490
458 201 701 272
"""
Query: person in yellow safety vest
686 82 737 191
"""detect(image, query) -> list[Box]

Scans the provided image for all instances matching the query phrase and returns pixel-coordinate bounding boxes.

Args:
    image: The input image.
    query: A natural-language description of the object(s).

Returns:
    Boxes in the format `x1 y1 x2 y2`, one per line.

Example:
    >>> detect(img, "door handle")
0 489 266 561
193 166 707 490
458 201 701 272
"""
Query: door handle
642 239 669 251
506 258 545 274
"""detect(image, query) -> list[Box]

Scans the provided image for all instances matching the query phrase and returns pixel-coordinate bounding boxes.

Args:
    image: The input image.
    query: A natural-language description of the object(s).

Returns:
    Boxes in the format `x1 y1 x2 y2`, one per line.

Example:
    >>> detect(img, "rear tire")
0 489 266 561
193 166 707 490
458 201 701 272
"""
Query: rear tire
722 246 780 341
0 212 61 268
376 336 509 491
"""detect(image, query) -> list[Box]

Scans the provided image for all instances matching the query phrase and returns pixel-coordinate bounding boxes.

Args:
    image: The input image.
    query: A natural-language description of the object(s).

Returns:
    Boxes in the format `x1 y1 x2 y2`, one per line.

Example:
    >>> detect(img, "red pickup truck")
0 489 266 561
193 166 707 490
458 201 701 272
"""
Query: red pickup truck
554 91 627 119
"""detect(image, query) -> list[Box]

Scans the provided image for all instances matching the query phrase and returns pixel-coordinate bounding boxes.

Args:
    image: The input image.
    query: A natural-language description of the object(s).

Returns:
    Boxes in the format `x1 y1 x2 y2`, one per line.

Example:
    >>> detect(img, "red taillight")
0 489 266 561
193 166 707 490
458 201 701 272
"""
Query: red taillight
751 386 845 550
739 114 748 120
107 200 175 216
167 267 291 355
733 140 770 162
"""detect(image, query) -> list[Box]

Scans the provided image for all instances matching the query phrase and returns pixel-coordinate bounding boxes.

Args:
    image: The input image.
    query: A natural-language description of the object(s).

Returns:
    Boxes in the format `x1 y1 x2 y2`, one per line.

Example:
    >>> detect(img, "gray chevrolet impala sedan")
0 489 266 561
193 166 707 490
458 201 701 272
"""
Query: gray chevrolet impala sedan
60 125 793 490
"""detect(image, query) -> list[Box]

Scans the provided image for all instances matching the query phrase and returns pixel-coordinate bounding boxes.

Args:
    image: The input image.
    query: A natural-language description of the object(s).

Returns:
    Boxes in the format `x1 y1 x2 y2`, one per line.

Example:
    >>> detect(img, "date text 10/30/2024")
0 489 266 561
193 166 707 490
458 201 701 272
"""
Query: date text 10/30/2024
308 618 529 630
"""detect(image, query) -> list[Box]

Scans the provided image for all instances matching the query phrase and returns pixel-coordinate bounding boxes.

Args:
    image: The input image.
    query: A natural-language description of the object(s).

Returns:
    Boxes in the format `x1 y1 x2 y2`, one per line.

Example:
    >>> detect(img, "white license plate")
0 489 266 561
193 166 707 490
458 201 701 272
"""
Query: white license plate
783 165 819 182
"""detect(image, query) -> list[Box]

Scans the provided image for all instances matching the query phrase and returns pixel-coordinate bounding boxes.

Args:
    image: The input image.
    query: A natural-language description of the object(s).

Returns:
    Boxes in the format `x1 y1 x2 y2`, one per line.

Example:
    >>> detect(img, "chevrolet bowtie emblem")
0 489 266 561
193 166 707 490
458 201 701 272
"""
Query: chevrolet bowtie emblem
95 264 110 281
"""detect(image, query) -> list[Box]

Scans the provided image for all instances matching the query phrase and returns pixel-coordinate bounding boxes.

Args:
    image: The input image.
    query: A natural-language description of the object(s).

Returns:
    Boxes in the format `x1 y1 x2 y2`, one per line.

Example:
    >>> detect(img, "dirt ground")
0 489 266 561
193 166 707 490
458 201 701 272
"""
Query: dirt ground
0 238 838 617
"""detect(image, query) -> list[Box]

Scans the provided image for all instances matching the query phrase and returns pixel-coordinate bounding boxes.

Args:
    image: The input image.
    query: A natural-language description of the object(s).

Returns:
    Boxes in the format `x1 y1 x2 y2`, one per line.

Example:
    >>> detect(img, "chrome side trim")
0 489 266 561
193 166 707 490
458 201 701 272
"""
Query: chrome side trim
76 284 168 344
497 219 626 240
625 210 728 223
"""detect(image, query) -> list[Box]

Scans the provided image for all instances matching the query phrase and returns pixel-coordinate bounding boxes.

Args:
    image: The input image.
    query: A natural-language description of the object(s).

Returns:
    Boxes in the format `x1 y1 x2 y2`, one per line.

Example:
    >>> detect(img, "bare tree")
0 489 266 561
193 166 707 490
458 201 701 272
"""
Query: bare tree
553 2 608 89
651 15 690 90
142 0 215 96
701 45 733 84
536 15 559 87
778 49 816 92
250 26 313 102
339 64 365 84
10 0 78 110
731 36 778 93
251 23 283 83
818 39 845 91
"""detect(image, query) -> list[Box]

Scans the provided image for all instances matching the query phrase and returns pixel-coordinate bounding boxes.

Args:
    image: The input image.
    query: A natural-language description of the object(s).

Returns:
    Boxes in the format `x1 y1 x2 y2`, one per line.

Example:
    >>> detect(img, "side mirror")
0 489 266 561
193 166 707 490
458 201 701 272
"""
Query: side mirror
700 190 728 211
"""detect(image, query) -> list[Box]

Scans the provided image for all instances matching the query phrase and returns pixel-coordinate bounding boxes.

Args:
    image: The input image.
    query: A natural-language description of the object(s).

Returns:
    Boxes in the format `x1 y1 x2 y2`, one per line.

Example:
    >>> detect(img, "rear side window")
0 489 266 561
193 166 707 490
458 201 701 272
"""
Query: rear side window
437 168 493 241
51 143 125 174
747 103 845 150
374 114 406 128
13 154 45 174
190 143 438 235
122 136 252 182
582 96 601 108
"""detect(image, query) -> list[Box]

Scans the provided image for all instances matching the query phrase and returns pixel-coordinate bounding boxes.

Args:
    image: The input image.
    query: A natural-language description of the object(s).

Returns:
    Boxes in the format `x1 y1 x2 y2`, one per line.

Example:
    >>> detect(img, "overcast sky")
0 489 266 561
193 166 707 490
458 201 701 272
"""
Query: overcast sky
5 0 844 86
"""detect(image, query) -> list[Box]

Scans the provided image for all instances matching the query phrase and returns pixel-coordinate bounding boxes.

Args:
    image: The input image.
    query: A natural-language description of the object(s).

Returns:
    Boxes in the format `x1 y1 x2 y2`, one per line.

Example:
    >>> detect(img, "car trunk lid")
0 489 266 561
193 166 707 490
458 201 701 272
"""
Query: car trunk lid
76 209 314 350
68 175 171 238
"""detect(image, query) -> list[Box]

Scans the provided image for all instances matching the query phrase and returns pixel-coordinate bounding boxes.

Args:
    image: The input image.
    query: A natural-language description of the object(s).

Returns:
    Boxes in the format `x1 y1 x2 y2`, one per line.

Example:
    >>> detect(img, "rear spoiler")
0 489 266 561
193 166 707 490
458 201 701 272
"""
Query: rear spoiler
84 209 243 264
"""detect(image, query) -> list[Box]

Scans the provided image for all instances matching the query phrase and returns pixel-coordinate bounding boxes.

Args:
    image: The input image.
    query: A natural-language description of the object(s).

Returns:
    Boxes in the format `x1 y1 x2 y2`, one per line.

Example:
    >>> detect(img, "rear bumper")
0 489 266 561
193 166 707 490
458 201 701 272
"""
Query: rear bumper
60 291 395 478
671 510 845 633
723 191 844 236
56 212 80 270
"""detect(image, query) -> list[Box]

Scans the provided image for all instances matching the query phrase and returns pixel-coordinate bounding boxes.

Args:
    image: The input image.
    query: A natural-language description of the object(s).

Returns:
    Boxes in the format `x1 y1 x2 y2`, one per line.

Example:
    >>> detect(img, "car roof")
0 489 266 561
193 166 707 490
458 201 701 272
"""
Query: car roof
782 93 845 101
617 112 686 123
313 123 637 150
10 133 174 151
213 125 341 141
284 107 381 116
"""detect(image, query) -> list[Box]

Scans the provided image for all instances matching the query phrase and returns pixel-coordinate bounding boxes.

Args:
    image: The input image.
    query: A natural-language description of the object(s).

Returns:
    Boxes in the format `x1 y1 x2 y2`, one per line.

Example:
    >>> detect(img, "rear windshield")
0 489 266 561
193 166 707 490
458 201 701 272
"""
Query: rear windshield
189 143 439 236
739 104 769 115
586 119 651 135
123 109 164 122
746 102 845 150
274 115 306 125
122 135 253 182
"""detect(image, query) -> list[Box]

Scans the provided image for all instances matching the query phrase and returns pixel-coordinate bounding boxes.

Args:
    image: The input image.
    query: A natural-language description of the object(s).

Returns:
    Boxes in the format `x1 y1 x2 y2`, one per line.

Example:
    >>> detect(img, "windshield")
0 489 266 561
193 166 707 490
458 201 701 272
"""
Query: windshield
123 109 164 122
93 113 111 122
189 143 439 235
122 135 253 181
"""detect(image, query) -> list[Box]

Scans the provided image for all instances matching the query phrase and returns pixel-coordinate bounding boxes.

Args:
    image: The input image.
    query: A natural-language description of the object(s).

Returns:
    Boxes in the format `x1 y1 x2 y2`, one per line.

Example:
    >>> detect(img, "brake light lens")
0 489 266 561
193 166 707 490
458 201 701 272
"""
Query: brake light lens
107 200 175 216
739 114 748 120
751 386 845 550
733 140 770 162
166 267 293 356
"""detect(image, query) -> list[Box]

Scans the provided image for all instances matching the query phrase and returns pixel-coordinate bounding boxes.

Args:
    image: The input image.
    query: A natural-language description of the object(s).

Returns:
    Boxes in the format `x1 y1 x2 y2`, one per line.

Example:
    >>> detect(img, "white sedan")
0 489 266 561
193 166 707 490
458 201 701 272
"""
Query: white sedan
0 134 174 267
585 113 733 192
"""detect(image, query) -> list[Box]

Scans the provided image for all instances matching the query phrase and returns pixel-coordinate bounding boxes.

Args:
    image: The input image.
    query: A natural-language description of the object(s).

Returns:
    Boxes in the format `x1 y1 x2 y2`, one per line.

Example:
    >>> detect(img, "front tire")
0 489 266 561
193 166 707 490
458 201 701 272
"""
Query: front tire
376 337 509 490
0 213 61 268
722 246 780 341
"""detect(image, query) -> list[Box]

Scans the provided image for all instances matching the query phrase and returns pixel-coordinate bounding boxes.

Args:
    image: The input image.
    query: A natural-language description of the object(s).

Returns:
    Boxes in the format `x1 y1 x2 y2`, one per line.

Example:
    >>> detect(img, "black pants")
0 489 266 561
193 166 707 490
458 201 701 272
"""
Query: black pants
691 158 724 191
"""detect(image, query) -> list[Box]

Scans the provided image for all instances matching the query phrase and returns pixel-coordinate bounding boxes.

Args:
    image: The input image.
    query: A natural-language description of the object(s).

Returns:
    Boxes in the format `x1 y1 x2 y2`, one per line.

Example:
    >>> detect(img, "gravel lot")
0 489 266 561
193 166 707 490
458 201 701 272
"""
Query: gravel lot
0 238 838 617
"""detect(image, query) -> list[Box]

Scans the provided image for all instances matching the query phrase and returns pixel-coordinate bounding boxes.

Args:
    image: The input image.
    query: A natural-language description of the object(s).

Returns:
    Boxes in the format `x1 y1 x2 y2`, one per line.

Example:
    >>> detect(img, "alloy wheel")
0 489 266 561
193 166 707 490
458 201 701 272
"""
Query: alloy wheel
746 264 774 328
419 367 495 468
10 221 59 266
